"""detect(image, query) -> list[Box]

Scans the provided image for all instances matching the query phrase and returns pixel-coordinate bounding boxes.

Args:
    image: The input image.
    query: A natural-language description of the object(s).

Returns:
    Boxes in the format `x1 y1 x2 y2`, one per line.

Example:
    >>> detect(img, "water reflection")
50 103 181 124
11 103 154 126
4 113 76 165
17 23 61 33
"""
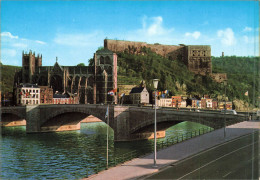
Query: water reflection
1 121 208 179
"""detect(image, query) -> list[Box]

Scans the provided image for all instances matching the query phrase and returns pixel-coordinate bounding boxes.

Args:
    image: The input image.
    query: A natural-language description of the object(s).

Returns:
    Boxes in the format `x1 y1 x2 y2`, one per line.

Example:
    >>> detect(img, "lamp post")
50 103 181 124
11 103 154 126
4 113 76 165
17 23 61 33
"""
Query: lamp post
153 79 159 167
223 81 227 139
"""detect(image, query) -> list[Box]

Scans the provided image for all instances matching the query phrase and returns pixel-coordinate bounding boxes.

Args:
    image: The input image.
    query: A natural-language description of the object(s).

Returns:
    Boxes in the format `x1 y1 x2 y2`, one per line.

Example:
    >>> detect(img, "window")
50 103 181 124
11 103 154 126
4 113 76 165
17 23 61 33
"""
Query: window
100 56 104 64
105 56 110 64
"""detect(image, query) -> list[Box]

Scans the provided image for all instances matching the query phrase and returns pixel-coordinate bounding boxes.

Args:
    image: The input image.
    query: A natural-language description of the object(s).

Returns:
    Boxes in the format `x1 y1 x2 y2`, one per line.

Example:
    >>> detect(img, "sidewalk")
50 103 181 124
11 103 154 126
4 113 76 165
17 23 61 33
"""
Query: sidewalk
86 121 259 180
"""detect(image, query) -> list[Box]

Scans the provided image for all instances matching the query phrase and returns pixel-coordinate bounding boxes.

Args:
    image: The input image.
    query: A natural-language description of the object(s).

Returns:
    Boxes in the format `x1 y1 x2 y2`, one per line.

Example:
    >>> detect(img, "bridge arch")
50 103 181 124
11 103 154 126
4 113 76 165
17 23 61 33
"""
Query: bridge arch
1 110 25 120
43 106 108 127
2 113 24 121
129 114 216 135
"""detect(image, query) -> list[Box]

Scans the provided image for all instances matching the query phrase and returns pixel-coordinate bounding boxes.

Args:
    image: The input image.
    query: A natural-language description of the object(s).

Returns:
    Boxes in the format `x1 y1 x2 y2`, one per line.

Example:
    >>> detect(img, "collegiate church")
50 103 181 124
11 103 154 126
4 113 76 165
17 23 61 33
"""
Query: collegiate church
13 48 118 104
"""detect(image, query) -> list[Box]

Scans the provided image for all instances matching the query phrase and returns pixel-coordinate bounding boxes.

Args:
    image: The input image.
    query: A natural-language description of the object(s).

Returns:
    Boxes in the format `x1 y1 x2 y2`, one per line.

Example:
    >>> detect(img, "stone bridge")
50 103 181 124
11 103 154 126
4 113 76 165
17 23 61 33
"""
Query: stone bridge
1 105 247 141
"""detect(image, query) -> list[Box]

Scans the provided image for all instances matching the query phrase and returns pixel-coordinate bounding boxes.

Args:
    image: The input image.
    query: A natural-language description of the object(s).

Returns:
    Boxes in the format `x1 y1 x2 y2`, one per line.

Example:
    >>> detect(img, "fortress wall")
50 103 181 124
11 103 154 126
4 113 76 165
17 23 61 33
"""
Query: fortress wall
104 39 183 57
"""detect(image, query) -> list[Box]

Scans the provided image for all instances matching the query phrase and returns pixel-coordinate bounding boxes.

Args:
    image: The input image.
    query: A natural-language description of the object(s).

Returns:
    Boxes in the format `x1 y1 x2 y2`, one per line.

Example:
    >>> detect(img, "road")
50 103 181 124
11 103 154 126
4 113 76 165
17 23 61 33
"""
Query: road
145 131 259 179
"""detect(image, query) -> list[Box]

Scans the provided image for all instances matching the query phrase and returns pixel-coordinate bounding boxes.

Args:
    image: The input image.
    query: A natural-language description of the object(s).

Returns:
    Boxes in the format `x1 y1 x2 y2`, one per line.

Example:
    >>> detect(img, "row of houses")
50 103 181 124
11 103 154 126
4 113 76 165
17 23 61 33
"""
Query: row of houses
11 83 231 110
14 83 79 106
157 97 232 110
122 86 232 110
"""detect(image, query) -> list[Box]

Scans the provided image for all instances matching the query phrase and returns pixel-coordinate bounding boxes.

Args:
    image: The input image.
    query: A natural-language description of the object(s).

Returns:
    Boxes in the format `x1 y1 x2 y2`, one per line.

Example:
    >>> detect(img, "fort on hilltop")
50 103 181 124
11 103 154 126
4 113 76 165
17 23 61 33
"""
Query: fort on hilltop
104 39 226 82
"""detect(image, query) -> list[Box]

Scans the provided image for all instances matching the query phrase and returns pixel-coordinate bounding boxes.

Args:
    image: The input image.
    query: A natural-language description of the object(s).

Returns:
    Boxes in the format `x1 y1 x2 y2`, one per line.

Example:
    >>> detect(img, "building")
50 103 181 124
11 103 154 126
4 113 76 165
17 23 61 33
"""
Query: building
40 86 53 104
192 98 201 108
52 93 78 104
15 83 40 105
158 98 172 107
14 49 117 105
172 96 182 108
180 100 187 108
105 39 212 76
212 100 218 110
210 73 228 83
206 98 213 109
129 87 149 104
201 98 207 109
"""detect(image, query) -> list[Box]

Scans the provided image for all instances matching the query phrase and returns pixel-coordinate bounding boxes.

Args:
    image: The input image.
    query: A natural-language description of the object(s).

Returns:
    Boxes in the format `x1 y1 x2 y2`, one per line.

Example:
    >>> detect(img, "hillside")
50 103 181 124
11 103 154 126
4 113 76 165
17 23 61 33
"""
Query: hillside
117 48 259 107
0 64 21 93
212 56 259 105
117 47 225 97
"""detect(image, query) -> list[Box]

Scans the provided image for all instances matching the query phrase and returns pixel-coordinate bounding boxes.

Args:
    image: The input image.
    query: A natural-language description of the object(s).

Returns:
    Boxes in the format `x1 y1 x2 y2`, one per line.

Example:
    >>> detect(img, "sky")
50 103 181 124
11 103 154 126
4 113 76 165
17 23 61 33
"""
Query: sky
1 1 259 66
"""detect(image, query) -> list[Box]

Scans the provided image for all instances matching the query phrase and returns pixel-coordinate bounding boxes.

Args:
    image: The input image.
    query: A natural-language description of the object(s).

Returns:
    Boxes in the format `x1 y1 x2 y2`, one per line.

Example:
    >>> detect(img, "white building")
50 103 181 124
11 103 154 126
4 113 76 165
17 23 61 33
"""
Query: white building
206 98 213 108
129 87 149 104
158 98 172 107
180 101 187 108
16 84 40 105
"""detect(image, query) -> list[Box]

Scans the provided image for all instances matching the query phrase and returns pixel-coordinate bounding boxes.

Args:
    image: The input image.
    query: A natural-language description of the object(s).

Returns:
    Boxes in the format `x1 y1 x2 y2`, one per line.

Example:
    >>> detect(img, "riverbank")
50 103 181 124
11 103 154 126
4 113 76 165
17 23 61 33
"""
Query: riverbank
86 120 259 180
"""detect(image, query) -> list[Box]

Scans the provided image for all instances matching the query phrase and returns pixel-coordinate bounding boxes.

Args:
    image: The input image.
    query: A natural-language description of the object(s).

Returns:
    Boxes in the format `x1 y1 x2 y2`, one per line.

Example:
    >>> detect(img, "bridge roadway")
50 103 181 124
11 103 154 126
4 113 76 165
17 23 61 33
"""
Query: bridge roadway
1 104 246 141
86 120 259 180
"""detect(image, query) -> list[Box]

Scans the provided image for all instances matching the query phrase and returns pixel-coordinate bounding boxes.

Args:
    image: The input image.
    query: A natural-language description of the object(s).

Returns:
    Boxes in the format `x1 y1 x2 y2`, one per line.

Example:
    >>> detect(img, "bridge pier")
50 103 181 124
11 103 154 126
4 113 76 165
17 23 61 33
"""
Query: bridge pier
113 106 166 141
26 105 41 133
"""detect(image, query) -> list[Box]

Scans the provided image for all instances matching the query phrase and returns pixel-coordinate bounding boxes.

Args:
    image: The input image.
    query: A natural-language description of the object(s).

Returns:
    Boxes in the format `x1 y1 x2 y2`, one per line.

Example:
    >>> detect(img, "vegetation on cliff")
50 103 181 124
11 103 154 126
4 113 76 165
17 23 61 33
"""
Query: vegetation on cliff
0 64 21 93
212 56 259 106
117 47 223 96
117 47 259 106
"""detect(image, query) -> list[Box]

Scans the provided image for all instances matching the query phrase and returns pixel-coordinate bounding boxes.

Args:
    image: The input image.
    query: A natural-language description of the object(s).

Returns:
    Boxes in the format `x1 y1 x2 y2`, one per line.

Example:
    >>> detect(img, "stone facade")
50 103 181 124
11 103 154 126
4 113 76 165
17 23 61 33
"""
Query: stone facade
129 87 149 104
40 86 53 104
104 39 212 76
184 45 212 75
15 84 40 105
210 73 228 83
14 49 117 105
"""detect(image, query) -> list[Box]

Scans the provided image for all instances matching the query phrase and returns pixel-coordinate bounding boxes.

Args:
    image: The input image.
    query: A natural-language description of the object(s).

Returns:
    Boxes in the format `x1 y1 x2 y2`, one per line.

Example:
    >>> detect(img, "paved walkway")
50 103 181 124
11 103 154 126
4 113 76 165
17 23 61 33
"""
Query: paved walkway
86 121 259 180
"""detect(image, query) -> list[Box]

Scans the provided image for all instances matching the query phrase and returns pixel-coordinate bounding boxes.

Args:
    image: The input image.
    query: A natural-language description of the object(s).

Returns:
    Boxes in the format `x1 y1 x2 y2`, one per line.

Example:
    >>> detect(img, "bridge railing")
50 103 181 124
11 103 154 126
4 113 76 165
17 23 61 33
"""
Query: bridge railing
91 126 214 176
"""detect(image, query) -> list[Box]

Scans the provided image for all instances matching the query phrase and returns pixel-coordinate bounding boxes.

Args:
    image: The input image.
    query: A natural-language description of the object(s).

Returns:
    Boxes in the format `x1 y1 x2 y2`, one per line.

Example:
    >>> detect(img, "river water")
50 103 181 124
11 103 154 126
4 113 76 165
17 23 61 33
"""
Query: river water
1 121 209 179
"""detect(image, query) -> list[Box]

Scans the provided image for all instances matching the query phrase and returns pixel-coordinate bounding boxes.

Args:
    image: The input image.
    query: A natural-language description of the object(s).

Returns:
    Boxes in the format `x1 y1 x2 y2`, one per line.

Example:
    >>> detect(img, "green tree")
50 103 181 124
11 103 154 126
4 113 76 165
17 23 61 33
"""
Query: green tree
77 63 85 66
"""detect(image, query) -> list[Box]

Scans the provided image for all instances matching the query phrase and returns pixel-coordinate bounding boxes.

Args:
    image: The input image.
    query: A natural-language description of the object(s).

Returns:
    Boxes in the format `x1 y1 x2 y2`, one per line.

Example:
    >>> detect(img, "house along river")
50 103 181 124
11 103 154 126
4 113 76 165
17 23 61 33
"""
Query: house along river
1 121 209 179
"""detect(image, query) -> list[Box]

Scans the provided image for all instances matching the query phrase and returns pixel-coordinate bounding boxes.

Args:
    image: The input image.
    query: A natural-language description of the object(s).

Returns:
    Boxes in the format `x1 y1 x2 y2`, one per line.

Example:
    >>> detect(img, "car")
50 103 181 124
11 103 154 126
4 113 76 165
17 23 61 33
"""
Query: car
221 110 237 115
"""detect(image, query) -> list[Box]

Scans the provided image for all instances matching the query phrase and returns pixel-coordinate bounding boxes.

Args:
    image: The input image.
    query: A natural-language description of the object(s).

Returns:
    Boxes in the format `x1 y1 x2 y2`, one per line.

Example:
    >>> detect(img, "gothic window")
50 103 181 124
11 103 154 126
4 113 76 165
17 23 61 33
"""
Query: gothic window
50 75 63 93
105 66 112 74
100 56 104 64
80 76 87 86
74 76 80 88
38 76 48 86
105 56 111 64
88 76 94 88
68 76 73 87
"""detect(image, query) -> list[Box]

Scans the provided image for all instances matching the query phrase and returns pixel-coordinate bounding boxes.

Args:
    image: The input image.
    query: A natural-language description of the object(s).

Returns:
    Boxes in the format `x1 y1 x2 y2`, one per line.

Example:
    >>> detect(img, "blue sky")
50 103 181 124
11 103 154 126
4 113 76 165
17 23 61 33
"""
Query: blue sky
1 1 259 66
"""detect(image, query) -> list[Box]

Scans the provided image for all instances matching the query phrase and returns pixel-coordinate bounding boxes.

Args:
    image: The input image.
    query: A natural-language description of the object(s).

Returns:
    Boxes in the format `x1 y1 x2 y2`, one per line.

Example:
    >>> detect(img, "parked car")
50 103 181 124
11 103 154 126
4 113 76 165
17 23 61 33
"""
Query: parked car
221 110 237 115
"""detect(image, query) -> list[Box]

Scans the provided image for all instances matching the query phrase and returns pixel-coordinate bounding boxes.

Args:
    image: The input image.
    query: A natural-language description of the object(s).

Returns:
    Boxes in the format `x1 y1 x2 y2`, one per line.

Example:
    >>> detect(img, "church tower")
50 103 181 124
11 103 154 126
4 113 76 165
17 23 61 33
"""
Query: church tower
94 48 117 104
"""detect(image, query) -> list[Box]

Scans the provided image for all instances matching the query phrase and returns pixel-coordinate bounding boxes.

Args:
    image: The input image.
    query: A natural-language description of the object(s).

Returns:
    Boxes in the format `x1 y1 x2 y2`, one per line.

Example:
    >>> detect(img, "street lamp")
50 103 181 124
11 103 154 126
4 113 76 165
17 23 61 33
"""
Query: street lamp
222 81 227 139
153 79 159 167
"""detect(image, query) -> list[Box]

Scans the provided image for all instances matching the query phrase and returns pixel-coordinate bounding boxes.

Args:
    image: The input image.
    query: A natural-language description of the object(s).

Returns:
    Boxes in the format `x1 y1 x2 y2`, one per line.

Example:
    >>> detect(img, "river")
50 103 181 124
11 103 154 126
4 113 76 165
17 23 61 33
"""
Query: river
1 121 209 179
